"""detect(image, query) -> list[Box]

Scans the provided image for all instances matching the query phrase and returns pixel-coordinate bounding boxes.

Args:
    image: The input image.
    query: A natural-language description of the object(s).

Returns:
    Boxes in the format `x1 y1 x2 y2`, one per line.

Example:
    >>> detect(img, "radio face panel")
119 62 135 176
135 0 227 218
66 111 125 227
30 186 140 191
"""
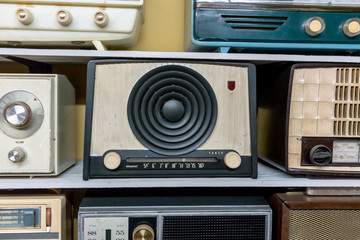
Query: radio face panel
0 74 75 176
78 196 272 240
0 195 67 240
287 66 360 174
187 0 360 52
84 60 257 179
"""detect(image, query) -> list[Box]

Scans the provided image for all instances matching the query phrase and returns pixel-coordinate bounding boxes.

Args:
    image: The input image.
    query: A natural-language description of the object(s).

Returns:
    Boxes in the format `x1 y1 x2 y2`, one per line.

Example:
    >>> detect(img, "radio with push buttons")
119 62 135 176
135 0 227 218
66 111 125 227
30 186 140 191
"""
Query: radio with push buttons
83 57 257 179
0 74 75 176
185 0 360 53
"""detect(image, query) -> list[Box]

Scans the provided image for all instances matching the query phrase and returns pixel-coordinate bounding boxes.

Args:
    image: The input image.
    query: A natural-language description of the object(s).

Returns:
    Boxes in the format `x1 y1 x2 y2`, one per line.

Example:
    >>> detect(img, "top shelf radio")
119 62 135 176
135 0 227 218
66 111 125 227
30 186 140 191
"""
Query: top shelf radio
185 0 360 53
0 0 144 50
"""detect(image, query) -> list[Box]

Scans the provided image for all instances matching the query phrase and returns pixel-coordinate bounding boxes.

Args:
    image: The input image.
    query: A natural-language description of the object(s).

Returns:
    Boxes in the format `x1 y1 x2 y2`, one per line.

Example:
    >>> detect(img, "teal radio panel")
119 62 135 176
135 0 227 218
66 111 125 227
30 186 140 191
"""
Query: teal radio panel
186 0 360 52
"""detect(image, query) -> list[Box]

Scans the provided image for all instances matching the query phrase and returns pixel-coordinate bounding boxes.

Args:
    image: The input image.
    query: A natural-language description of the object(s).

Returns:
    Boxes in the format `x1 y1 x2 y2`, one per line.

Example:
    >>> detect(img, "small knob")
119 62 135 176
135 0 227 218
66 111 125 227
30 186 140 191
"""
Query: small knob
8 147 26 163
103 152 121 170
4 102 32 129
94 11 109 27
224 152 241 169
57 10 72 26
133 224 154 240
16 8 33 25
305 17 325 37
343 18 360 38
309 145 332 166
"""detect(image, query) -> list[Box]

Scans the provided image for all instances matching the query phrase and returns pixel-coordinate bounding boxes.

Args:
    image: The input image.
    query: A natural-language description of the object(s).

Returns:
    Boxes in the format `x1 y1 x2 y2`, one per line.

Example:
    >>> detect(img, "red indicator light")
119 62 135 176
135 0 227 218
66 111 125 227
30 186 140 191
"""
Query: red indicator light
34 98 37 101
228 81 235 91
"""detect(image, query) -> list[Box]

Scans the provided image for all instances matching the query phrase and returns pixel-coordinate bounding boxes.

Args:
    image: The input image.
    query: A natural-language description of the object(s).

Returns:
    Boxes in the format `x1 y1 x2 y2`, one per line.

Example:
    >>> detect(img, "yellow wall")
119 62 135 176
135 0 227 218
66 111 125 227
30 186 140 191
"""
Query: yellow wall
75 0 186 158
126 0 185 52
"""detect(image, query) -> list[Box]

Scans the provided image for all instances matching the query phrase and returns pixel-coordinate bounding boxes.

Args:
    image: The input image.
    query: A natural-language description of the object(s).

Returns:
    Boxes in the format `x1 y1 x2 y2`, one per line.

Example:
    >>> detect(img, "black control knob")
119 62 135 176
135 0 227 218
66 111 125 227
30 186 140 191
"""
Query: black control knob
309 145 332 166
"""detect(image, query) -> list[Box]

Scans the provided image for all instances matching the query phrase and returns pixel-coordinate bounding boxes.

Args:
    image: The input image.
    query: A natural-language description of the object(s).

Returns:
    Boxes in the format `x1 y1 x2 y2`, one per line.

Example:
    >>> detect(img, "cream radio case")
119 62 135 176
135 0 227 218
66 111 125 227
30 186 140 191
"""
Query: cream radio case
84 59 257 179
0 194 70 240
258 63 360 177
0 74 75 176
0 0 144 50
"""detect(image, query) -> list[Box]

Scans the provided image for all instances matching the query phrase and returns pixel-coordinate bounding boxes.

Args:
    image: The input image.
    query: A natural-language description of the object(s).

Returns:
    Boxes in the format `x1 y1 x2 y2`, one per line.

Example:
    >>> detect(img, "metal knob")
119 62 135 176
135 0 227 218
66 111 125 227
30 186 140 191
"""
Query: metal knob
224 151 242 169
4 102 32 129
305 17 325 37
309 145 332 166
16 8 33 25
343 18 360 38
8 147 26 163
133 224 154 240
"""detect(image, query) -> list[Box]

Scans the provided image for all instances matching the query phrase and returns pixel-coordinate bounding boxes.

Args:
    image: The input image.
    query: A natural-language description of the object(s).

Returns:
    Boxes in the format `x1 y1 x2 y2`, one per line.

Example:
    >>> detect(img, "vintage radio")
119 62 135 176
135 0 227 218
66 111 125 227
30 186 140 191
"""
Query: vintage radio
0 0 144 50
269 192 360 240
78 195 272 240
185 0 360 53
0 74 75 176
258 63 360 177
0 194 71 240
83 58 257 179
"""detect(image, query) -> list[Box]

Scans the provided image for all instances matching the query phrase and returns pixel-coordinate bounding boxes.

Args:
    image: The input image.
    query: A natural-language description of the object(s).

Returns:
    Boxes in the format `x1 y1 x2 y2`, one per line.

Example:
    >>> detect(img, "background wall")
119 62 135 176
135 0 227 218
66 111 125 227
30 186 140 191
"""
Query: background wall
75 0 186 159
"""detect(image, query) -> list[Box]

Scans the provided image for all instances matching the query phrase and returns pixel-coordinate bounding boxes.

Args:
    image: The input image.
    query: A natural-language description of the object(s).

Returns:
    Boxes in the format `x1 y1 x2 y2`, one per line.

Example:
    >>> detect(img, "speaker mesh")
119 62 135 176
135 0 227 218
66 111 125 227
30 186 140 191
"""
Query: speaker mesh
127 65 218 156
289 210 360 240
162 215 266 240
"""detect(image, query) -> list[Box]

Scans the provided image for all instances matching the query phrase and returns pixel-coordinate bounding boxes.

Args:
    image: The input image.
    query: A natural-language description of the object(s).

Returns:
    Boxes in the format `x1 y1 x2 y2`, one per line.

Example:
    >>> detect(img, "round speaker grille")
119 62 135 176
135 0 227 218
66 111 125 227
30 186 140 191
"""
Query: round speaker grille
128 65 218 156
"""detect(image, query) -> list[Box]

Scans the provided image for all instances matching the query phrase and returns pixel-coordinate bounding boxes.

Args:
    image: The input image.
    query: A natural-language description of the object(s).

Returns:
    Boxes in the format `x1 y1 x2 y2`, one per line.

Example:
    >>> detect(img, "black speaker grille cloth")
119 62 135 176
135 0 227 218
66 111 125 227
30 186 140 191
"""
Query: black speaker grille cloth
127 65 218 156
162 215 266 240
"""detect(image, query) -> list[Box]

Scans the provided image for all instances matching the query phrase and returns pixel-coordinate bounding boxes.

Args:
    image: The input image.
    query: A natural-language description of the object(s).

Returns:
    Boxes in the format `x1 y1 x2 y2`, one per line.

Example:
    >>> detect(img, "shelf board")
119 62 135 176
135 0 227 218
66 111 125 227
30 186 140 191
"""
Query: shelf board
0 161 359 189
0 48 360 64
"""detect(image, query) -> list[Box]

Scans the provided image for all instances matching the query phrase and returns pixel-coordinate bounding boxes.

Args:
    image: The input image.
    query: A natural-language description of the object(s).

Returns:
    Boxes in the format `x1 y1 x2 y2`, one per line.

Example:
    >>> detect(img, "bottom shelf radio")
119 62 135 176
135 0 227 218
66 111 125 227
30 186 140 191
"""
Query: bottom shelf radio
78 195 272 240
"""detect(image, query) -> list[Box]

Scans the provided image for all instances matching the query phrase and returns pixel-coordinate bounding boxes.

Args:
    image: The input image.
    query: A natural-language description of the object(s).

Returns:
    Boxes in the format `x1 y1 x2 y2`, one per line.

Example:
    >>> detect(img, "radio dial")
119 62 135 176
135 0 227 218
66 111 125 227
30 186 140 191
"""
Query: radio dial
57 10 72 26
133 224 154 240
16 8 34 25
8 147 26 163
224 152 242 169
305 17 325 37
103 152 121 170
4 102 32 129
309 145 332 166
343 18 360 37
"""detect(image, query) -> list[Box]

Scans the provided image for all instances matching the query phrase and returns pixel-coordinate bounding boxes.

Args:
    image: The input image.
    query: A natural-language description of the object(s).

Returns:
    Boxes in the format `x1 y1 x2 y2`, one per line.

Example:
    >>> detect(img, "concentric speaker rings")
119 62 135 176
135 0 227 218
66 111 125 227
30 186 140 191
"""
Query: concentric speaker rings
128 65 218 156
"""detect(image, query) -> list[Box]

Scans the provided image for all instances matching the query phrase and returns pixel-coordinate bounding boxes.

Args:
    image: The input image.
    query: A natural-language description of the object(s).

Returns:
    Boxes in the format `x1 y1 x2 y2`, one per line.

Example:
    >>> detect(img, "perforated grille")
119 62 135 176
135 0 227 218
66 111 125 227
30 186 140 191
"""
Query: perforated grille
334 68 360 136
162 215 266 240
289 209 360 240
